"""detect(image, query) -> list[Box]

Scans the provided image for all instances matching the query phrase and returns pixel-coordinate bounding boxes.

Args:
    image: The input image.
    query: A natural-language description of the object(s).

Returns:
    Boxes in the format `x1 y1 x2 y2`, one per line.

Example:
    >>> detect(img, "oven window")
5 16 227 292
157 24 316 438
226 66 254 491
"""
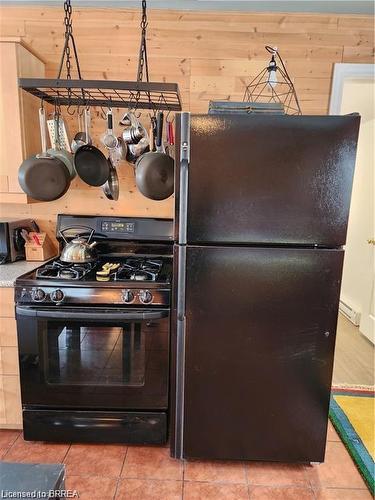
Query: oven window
44 322 147 386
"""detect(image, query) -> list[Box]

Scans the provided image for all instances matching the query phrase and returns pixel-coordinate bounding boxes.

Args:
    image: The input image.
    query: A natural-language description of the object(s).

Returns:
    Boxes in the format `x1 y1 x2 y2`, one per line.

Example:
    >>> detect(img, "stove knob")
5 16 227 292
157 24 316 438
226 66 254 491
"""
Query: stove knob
139 290 153 304
122 290 135 304
51 289 64 303
32 288 46 302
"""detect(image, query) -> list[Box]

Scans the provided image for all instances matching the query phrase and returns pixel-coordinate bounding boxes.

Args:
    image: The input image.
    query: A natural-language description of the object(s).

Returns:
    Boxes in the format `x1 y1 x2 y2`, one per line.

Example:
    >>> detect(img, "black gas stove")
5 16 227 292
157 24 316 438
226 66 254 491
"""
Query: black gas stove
15 215 173 445
16 216 173 307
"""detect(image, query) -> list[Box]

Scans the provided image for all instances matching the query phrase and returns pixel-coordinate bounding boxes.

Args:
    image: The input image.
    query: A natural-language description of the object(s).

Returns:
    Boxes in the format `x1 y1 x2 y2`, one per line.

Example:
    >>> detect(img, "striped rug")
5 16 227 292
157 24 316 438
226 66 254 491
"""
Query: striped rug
330 384 374 495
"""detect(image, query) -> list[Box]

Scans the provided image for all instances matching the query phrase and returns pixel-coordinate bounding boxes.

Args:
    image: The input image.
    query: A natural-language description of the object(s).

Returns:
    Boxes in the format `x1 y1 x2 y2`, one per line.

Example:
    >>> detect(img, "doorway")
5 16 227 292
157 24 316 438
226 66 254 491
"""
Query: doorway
330 63 374 385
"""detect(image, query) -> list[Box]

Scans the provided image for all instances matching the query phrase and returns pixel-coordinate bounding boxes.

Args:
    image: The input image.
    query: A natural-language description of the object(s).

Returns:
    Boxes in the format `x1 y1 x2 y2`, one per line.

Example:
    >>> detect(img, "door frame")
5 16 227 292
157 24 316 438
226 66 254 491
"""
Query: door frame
329 63 374 114
329 62 375 344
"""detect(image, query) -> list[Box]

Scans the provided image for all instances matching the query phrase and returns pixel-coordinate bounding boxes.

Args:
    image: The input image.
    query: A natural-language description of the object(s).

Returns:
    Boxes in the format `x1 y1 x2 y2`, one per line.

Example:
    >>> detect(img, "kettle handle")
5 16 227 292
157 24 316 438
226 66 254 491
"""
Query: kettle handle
59 226 95 244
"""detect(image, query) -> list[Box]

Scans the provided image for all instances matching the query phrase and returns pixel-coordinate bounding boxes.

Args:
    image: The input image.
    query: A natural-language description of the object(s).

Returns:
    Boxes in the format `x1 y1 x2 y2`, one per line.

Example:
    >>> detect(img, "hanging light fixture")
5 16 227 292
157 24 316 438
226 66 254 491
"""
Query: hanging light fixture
243 46 301 115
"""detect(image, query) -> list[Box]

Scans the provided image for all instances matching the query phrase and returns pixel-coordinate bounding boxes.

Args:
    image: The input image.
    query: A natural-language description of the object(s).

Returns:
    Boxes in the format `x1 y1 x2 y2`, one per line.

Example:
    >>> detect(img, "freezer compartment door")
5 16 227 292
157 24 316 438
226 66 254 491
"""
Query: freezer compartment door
181 245 344 462
176 114 360 246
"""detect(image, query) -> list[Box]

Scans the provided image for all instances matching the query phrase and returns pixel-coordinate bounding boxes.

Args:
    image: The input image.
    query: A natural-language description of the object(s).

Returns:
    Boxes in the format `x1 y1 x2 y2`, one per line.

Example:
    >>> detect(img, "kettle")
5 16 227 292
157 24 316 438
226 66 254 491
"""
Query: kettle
59 226 97 263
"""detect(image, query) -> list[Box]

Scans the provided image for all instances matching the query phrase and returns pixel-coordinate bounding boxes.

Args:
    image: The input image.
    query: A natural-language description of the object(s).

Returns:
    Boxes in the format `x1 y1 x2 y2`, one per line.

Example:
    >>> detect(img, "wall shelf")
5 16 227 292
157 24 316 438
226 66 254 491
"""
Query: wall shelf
18 78 182 111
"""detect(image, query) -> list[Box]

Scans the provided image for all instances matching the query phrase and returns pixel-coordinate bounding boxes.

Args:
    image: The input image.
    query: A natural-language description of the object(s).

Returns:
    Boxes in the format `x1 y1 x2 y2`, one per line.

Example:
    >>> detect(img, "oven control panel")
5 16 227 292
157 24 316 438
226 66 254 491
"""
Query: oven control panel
101 221 135 234
15 286 170 307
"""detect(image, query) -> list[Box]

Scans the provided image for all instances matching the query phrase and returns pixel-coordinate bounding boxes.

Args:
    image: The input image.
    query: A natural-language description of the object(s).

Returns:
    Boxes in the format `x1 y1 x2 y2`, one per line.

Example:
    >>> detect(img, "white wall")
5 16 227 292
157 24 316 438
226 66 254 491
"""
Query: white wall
340 78 374 341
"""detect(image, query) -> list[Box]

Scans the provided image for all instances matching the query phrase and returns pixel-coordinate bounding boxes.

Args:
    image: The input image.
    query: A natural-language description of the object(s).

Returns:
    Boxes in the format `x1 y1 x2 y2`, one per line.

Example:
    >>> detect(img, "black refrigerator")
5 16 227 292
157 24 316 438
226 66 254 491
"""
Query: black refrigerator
171 112 360 463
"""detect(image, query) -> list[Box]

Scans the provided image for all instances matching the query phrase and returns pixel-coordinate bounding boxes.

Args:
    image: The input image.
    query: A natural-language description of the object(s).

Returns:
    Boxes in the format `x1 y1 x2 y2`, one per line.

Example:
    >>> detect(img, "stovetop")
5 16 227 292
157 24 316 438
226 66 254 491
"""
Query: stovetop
15 255 173 307
34 256 171 283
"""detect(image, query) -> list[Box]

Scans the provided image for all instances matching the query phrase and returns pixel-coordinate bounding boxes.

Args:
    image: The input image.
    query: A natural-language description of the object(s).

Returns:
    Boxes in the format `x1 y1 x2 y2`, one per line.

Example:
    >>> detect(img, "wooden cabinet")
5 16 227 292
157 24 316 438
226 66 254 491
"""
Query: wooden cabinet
0 37 45 204
0 287 22 429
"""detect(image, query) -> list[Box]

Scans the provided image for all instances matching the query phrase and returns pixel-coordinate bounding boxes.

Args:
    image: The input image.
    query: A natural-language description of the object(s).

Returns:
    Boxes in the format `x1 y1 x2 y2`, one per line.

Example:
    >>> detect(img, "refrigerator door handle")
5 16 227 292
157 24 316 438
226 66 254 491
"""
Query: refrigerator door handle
175 245 187 458
174 112 190 458
178 112 190 246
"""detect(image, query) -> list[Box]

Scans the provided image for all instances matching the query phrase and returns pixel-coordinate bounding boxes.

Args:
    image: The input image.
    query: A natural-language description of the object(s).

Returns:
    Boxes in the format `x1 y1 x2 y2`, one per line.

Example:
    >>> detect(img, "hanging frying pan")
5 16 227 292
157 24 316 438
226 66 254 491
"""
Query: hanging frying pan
18 108 70 201
74 144 110 186
135 112 174 201
102 156 119 201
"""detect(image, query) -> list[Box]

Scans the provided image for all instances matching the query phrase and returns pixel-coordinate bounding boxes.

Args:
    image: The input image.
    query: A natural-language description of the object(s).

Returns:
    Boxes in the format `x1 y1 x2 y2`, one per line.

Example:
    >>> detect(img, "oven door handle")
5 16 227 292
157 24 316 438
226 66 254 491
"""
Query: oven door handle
16 306 169 321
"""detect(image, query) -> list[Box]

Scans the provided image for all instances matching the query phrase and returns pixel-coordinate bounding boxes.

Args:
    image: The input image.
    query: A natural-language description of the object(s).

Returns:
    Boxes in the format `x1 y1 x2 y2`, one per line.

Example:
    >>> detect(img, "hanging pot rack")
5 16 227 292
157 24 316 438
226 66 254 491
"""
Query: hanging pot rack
19 0 182 112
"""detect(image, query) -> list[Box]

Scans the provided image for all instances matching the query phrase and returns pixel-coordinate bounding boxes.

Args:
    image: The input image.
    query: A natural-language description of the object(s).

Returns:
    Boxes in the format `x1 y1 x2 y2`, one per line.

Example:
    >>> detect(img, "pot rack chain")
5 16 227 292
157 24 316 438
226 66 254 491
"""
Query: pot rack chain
57 0 82 80
18 0 182 112
132 0 154 116
137 0 149 84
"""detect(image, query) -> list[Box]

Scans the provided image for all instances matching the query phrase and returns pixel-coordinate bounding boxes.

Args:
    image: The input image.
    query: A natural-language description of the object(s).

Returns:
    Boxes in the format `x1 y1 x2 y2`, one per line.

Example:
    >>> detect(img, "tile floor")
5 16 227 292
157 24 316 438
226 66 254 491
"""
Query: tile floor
0 423 371 499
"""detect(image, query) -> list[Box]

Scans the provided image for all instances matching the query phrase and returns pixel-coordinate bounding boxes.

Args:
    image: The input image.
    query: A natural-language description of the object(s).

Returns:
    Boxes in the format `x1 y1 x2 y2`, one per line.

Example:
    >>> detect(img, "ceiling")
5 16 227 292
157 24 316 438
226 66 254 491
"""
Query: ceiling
1 0 374 15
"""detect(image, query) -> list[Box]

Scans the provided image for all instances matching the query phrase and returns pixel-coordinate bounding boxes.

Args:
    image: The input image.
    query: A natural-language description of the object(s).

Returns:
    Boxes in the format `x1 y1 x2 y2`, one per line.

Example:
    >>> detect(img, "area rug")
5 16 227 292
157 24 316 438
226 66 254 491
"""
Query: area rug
330 384 374 494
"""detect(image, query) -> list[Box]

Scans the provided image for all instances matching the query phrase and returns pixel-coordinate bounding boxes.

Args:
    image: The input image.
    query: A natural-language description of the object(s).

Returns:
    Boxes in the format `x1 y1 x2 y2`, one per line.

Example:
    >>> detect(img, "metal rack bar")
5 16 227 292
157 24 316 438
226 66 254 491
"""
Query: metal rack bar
19 78 182 112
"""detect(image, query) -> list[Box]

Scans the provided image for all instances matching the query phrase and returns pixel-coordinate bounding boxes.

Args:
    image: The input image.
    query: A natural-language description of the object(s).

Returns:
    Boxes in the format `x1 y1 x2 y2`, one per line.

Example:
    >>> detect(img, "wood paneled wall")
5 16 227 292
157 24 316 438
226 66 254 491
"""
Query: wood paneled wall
0 6 373 240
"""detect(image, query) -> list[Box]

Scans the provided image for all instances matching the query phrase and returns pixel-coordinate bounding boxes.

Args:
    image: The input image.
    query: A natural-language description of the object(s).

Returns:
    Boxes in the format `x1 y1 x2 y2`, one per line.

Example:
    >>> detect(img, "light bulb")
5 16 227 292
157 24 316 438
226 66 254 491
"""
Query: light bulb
268 68 278 89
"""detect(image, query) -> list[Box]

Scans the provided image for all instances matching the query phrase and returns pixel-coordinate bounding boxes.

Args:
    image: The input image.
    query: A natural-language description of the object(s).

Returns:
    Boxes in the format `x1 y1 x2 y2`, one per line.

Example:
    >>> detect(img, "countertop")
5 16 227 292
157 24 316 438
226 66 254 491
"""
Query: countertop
0 260 46 287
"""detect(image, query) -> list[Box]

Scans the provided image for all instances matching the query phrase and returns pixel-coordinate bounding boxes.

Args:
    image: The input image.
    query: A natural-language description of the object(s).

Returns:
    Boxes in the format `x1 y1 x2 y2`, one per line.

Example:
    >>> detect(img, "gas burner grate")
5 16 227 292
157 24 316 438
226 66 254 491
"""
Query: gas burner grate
36 260 94 281
114 258 163 282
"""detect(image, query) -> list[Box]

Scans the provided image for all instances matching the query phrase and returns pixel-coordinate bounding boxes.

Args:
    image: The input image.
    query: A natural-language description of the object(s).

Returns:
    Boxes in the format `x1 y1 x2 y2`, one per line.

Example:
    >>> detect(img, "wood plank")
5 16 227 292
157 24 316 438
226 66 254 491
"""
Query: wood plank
0 5 373 232
0 377 5 424
0 289 15 318
343 46 375 63
0 318 18 347
2 375 22 426
0 347 19 376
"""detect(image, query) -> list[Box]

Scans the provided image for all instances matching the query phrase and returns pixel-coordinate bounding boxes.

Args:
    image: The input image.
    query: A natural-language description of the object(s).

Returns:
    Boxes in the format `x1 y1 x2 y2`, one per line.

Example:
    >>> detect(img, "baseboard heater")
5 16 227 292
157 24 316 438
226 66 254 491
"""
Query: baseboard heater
339 299 361 326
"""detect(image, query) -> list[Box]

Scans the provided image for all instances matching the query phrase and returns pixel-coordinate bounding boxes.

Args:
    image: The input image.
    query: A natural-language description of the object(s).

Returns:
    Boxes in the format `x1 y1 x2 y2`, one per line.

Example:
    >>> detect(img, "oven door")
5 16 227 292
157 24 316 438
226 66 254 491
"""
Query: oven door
16 306 170 410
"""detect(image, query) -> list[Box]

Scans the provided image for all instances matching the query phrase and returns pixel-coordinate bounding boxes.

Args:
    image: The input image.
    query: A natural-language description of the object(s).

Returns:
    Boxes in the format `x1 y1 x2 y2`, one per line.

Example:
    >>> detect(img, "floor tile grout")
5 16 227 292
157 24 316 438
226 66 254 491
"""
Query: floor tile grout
61 443 72 463
113 446 129 499
1 432 22 460
181 459 185 500
243 461 252 500
0 431 369 496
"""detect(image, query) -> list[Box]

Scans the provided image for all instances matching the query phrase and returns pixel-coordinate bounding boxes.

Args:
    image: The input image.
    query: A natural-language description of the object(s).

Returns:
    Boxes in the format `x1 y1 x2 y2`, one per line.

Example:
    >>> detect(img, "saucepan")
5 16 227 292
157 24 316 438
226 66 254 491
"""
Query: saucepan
135 111 174 201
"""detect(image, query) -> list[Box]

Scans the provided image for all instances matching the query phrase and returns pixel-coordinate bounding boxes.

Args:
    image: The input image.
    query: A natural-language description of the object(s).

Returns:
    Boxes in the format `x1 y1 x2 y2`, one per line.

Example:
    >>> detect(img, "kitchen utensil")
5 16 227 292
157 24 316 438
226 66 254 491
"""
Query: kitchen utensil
71 108 93 152
102 109 118 150
168 120 175 146
135 111 174 201
121 112 147 144
18 108 70 202
47 112 76 179
165 119 175 158
20 229 30 243
47 113 71 152
102 157 119 201
71 111 84 153
32 234 41 246
149 119 155 152
96 262 120 281
111 136 128 164
74 144 110 186
126 136 150 164
59 226 98 263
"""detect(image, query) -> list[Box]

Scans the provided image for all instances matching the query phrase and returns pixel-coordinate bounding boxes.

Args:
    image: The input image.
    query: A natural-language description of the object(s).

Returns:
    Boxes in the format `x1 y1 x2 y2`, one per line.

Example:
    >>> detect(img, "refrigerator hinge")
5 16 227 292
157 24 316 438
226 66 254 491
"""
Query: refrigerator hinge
180 111 191 163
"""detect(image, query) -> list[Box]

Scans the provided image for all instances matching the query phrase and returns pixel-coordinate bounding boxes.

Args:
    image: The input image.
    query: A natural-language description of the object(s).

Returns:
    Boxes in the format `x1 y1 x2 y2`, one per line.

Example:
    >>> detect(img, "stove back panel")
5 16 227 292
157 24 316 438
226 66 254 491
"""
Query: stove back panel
57 215 174 242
